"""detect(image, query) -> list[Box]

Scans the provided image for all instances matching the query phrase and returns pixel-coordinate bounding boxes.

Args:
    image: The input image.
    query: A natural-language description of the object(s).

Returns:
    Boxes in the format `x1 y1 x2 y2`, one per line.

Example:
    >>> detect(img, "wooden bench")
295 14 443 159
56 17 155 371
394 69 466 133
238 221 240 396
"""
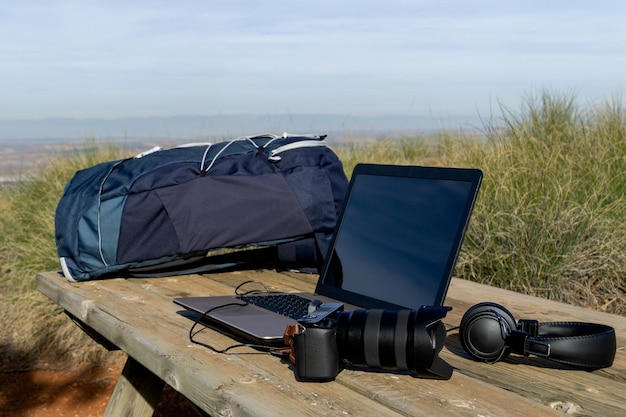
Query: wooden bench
36 269 625 416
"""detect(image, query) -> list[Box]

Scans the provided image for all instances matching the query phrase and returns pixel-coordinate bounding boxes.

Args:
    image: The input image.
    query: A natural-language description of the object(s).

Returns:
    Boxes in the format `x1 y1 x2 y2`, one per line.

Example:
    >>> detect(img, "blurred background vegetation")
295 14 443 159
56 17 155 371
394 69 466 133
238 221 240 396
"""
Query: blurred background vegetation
1 90 624 370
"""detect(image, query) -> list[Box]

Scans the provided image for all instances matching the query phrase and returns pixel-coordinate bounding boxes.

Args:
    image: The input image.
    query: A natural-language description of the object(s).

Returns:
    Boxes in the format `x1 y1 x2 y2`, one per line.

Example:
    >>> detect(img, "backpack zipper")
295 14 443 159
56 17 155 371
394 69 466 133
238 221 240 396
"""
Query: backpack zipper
268 140 328 162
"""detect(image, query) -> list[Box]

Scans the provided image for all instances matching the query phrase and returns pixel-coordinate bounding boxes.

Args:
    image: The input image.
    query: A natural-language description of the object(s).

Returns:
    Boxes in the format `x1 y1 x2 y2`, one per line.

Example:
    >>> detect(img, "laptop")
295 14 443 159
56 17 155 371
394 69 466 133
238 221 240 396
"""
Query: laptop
174 163 482 345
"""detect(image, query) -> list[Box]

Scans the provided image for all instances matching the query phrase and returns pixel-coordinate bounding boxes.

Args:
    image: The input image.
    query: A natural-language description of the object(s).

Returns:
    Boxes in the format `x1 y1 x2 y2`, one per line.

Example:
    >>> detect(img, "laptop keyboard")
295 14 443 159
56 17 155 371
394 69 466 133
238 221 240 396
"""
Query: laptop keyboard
240 294 311 319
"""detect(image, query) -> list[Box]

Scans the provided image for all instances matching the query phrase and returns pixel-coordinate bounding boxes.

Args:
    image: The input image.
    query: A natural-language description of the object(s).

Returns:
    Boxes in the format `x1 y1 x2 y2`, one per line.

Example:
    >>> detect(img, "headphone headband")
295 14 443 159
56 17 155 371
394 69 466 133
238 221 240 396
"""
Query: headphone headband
509 320 616 369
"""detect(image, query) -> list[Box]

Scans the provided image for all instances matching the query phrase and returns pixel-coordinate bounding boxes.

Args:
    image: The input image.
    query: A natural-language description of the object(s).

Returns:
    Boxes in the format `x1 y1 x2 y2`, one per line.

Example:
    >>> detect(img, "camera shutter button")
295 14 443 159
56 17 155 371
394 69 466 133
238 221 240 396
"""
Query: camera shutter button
307 299 323 314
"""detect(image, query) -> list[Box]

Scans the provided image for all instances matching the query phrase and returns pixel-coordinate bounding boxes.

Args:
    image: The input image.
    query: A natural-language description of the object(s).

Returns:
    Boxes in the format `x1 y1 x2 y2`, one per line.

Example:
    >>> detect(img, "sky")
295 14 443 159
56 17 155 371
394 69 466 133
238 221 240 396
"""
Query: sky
1 0 625 129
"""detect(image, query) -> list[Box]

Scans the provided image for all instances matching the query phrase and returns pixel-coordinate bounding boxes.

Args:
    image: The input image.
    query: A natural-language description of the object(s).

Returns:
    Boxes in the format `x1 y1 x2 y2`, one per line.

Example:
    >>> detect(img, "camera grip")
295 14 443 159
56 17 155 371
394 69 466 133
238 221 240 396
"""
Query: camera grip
294 327 340 382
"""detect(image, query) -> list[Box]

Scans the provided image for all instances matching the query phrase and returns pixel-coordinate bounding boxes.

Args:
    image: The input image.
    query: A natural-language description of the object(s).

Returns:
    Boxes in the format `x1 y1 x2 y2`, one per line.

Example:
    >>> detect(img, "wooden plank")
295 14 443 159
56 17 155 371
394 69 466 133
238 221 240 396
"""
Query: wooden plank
36 270 625 416
335 368 563 417
441 340 626 416
103 357 165 417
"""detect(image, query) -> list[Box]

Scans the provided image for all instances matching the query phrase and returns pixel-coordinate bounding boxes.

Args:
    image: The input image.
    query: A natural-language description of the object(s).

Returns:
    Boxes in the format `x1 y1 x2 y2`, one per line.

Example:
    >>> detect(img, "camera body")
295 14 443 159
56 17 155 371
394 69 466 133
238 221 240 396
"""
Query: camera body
287 303 453 382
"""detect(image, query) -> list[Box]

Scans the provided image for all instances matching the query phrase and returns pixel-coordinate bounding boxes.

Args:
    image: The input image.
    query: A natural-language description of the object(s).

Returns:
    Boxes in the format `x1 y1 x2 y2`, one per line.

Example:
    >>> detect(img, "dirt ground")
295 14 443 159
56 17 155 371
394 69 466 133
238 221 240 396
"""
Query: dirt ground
0 361 201 417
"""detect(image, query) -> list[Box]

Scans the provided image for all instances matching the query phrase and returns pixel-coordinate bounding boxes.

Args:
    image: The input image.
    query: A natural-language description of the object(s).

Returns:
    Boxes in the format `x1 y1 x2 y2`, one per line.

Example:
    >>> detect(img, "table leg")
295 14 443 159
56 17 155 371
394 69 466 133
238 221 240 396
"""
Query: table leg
103 356 165 417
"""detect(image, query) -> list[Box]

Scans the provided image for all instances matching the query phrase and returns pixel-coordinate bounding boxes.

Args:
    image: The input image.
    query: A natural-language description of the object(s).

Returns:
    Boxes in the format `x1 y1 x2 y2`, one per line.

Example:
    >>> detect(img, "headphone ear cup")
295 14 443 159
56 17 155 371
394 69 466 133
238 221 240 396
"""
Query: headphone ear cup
459 302 517 363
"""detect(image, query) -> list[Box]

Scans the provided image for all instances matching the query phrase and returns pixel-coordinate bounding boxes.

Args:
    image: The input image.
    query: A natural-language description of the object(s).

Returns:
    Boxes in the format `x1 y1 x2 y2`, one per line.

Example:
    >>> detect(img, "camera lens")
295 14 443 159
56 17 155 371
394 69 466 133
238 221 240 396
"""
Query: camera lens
335 308 447 373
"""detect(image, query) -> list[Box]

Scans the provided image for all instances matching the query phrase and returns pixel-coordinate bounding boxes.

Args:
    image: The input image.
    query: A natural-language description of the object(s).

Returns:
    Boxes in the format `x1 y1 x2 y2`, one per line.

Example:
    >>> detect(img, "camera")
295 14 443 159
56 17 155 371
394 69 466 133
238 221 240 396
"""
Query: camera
283 304 453 382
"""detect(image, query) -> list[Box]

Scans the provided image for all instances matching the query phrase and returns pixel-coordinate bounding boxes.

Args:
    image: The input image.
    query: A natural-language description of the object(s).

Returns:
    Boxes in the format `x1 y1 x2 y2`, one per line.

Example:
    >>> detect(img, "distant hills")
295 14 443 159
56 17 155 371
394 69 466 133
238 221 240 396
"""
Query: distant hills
0 114 482 142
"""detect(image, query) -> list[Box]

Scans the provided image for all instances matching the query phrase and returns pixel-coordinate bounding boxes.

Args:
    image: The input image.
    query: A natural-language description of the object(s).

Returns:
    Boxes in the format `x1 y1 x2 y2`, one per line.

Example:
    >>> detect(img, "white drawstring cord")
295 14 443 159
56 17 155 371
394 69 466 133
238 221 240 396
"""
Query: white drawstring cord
200 136 265 174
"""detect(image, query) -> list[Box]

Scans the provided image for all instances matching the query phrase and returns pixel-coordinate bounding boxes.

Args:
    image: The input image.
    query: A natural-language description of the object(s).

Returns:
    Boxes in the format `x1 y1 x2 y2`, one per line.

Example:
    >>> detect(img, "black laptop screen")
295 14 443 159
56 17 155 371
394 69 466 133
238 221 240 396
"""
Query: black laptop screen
316 165 481 310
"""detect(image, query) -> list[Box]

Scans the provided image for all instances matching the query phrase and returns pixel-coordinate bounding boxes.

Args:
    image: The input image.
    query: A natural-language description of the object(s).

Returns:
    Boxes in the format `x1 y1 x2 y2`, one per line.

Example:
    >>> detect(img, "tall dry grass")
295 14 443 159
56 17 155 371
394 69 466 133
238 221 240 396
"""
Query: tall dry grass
336 92 625 312
0 142 129 368
1 91 625 370
462 92 626 311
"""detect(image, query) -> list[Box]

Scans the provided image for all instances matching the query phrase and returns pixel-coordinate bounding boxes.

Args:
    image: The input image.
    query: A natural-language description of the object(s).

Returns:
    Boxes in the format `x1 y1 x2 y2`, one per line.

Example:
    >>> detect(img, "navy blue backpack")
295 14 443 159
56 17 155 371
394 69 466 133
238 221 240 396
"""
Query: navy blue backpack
55 134 348 281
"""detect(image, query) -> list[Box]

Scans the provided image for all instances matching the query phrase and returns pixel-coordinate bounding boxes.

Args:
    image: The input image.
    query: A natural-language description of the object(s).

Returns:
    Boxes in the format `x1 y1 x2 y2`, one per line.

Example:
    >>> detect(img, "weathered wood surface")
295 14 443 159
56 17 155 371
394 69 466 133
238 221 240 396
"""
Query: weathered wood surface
37 270 625 417
103 357 164 417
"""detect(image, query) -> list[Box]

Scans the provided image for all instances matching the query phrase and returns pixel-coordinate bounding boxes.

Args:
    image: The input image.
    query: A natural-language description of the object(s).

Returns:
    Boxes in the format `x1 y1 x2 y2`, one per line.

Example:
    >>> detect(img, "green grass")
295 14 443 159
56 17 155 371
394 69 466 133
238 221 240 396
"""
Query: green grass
1 91 625 369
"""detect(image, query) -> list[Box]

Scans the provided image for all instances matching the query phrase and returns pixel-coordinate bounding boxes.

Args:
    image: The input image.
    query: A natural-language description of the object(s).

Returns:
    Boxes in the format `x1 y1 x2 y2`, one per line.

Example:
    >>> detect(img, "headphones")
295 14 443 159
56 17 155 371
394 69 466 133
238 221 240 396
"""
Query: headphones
459 302 616 369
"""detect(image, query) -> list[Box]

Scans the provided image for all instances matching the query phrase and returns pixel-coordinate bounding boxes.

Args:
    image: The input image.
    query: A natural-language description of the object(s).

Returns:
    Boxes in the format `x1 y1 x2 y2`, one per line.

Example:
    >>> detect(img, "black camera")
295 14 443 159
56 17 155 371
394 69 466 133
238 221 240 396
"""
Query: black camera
284 304 453 382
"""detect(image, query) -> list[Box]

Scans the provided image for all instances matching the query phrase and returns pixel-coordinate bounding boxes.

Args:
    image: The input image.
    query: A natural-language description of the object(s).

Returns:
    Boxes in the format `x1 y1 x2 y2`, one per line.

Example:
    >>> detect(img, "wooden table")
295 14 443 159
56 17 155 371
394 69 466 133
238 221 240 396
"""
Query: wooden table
36 269 625 417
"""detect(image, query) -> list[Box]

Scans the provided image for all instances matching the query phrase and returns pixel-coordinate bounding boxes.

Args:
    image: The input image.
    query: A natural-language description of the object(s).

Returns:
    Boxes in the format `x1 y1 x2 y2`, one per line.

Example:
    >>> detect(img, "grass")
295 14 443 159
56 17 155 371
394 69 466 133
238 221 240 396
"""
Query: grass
1 91 625 369
0 142 130 368
469 92 626 310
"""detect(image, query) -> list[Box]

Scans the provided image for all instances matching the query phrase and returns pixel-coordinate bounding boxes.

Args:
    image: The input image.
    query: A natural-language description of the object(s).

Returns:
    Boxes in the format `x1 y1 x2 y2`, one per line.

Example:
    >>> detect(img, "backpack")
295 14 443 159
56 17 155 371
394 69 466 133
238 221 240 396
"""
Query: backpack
55 133 349 281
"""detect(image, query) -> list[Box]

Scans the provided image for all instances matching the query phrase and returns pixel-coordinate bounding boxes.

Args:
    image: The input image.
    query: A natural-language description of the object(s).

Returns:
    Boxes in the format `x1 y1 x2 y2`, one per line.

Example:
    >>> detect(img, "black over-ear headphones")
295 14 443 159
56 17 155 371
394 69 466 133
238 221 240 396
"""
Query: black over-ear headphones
459 302 616 369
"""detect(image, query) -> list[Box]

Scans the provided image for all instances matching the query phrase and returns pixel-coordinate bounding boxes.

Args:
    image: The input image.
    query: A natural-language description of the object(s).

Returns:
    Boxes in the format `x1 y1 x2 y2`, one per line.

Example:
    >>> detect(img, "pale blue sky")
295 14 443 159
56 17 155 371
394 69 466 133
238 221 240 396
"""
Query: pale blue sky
1 0 625 125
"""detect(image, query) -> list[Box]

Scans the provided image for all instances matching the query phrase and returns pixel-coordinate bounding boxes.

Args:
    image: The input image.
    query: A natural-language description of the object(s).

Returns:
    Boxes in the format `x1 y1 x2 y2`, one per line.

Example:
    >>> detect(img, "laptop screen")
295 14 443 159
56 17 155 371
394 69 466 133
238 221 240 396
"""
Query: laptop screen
315 164 482 310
